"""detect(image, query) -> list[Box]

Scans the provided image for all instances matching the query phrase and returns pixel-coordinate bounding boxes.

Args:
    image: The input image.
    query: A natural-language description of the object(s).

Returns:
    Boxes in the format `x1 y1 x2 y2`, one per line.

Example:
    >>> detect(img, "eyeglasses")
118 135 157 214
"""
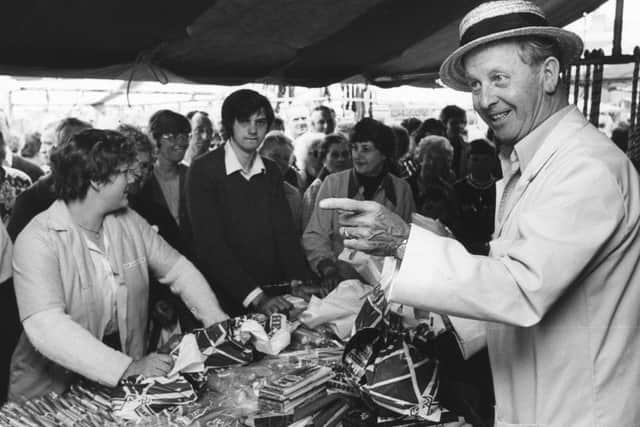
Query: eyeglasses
160 133 189 145
328 150 350 159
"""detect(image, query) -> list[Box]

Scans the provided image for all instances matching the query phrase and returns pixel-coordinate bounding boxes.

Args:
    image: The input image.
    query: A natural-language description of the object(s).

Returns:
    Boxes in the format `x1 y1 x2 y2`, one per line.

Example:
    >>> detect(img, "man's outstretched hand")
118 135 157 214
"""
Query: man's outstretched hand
319 198 410 257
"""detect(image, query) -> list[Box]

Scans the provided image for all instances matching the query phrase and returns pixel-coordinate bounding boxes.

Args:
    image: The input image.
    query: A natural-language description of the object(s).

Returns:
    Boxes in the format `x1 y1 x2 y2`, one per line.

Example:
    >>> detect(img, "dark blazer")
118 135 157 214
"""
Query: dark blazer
12 156 44 183
131 165 192 258
131 164 197 331
186 148 312 316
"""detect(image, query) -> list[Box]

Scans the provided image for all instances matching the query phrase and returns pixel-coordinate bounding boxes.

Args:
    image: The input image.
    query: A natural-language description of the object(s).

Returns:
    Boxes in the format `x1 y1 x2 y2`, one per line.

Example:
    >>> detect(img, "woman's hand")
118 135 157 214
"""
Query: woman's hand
122 353 174 380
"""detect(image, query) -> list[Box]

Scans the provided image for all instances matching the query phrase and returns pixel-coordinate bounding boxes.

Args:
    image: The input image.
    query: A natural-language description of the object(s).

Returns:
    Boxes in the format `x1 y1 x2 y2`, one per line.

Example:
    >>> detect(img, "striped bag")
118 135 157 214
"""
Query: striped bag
343 285 441 421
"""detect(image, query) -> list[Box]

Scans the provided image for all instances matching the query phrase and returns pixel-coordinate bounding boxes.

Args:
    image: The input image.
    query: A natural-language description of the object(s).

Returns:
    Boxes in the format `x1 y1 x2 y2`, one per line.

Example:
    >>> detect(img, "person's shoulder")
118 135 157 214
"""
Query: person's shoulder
283 181 301 198
14 201 59 246
191 148 224 169
4 166 32 185
325 169 350 183
388 170 412 191
13 156 44 175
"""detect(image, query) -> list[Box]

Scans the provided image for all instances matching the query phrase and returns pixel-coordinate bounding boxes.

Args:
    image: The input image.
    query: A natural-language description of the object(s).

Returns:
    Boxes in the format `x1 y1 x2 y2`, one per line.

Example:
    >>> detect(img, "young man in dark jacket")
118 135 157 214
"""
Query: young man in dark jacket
186 89 312 316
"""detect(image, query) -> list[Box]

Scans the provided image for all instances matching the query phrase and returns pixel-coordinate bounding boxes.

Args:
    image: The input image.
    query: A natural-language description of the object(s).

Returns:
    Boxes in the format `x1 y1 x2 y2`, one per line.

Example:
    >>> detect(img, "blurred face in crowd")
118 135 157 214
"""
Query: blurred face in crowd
419 145 452 180
127 151 154 196
158 132 189 164
468 152 494 180
40 138 55 167
305 138 323 177
189 112 214 156
262 144 293 176
351 141 386 177
323 141 351 173
465 41 556 146
310 110 334 134
289 108 308 138
445 115 467 140
231 109 269 154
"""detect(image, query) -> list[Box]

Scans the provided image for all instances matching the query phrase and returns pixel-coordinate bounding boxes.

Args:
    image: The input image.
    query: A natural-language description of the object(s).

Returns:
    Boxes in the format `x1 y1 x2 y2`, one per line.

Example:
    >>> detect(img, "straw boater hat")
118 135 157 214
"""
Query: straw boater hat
439 0 584 92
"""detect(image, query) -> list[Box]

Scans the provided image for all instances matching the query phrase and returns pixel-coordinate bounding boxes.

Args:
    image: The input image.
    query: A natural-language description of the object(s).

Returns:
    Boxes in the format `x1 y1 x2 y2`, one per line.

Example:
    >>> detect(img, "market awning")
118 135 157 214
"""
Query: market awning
0 0 607 88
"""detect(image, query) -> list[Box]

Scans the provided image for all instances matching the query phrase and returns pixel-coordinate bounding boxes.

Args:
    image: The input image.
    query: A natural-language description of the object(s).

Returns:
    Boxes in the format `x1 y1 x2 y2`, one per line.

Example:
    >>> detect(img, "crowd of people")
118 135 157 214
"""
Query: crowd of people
0 2 638 426
0 86 502 406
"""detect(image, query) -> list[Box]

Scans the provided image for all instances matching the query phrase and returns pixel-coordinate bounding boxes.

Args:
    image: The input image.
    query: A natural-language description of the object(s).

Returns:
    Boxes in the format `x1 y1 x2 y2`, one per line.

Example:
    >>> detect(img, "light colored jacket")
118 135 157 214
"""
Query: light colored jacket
390 107 640 426
9 200 226 400
303 169 414 273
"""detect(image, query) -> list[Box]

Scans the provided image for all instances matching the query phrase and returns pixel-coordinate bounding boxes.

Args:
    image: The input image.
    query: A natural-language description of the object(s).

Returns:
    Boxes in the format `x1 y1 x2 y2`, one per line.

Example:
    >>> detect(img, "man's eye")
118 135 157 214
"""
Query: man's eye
468 80 481 92
256 119 268 126
492 74 508 84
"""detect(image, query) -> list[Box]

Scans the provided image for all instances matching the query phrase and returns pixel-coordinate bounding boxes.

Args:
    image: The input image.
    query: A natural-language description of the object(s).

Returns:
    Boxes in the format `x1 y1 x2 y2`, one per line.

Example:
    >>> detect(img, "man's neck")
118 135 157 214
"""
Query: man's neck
229 139 257 171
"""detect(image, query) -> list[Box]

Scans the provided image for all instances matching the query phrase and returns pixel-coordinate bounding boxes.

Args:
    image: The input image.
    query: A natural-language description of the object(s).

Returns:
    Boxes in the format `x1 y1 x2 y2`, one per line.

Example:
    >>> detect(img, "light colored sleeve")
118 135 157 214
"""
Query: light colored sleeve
158 256 229 327
0 222 12 283
389 161 625 326
302 176 339 273
23 308 132 387
447 316 487 359
13 223 66 320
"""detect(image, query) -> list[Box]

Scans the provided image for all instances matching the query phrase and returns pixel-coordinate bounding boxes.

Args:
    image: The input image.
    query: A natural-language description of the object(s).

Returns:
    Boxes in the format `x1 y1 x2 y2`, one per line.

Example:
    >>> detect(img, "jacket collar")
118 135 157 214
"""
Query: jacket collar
347 169 397 206
495 106 589 235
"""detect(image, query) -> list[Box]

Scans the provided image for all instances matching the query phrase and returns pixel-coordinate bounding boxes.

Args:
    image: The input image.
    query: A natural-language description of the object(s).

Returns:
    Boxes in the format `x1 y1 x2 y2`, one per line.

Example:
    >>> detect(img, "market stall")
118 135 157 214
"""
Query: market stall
2 275 476 427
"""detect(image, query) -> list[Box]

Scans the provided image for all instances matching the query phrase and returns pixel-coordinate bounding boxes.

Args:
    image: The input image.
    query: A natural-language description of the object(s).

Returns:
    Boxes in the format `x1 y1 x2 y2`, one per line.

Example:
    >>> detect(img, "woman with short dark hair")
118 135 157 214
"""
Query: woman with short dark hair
303 118 415 289
9 129 227 400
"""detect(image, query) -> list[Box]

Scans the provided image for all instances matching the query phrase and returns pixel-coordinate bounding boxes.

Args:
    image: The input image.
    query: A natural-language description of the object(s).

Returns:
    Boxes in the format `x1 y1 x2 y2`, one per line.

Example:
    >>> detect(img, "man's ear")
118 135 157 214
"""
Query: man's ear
541 56 561 94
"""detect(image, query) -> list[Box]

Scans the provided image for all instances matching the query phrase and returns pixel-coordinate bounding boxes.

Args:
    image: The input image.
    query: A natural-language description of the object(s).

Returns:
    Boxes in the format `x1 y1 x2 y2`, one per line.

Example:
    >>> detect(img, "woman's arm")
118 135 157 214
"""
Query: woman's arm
157 256 229 327
23 308 132 387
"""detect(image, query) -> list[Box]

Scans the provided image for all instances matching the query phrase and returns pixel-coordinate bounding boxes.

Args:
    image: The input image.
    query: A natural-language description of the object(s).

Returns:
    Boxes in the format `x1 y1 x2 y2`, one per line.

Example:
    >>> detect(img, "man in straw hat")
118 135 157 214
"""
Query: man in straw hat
319 1 640 425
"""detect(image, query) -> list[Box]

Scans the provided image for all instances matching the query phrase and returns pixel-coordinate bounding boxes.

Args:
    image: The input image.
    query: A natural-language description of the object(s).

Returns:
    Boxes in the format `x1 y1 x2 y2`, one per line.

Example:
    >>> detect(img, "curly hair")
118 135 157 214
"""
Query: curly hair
51 129 137 202
116 123 154 155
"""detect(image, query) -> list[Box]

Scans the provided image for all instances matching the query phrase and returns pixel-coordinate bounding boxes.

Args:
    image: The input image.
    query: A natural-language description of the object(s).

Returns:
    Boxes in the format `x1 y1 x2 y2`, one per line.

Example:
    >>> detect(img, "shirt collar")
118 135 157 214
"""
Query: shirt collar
499 105 573 173
3 150 12 167
224 141 265 180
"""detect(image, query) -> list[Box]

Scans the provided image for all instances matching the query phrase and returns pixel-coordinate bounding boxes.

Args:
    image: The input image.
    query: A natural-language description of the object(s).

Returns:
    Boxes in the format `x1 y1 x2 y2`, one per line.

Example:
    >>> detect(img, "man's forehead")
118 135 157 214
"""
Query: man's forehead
463 41 522 74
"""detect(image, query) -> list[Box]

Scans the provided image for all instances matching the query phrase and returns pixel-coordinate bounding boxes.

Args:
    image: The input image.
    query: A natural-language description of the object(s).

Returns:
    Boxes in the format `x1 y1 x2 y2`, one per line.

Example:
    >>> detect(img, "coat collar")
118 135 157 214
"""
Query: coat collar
495 106 589 235
347 169 397 206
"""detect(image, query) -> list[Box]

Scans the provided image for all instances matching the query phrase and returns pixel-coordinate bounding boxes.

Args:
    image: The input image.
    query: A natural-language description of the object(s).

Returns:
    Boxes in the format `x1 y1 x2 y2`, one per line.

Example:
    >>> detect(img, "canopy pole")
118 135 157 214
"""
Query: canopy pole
612 0 624 56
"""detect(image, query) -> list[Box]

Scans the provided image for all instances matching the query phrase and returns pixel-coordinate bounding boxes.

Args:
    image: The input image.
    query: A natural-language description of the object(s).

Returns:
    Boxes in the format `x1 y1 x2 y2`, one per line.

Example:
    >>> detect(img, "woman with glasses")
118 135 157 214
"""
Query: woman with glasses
301 133 351 229
8 129 228 400
131 110 198 348
302 118 414 290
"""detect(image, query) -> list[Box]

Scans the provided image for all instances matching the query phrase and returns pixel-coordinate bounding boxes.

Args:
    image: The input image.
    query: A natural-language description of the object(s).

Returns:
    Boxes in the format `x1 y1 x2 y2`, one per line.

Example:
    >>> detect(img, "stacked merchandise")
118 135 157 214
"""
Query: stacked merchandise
258 365 334 413
0 384 116 426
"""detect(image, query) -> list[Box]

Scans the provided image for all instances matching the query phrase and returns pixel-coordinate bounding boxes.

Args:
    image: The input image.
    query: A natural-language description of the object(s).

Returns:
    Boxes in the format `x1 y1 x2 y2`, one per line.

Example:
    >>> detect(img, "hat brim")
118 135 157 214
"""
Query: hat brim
439 27 584 92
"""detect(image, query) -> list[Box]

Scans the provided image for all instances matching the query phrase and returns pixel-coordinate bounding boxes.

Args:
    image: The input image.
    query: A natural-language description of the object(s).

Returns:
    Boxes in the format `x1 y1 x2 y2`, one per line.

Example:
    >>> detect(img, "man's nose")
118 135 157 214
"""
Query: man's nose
477 85 497 110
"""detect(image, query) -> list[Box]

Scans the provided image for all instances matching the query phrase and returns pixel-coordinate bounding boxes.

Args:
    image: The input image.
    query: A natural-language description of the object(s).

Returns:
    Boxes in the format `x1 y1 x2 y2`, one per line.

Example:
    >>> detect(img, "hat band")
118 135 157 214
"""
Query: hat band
460 12 549 46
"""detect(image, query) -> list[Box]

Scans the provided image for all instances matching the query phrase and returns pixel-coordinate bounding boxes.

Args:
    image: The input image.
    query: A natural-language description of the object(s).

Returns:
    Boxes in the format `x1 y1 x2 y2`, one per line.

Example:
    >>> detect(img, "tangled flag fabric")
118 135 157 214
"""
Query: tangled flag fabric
343 285 443 421
110 375 199 420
